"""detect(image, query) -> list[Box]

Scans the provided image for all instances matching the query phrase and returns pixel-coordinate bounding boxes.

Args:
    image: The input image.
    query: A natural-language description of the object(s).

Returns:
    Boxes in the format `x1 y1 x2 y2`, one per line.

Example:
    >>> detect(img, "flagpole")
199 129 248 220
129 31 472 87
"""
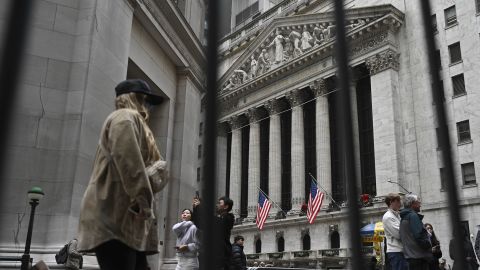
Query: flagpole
308 173 342 210
256 186 287 216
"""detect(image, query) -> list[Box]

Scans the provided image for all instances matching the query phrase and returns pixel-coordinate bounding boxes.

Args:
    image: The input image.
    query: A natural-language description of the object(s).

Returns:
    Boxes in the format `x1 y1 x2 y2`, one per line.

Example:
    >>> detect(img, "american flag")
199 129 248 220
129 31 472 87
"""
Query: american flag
256 191 272 230
307 179 325 224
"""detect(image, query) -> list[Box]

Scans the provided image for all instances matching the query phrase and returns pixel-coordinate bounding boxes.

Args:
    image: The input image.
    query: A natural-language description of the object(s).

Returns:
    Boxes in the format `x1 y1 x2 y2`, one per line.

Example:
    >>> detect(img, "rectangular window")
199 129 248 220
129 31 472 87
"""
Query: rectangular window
452 74 466 97
477 0 480 14
457 120 472 143
461 162 476 185
197 167 201 182
432 14 438 33
448 42 462 64
436 127 441 149
199 122 203 136
440 168 446 190
444 6 457 27
235 1 259 26
198 145 202 159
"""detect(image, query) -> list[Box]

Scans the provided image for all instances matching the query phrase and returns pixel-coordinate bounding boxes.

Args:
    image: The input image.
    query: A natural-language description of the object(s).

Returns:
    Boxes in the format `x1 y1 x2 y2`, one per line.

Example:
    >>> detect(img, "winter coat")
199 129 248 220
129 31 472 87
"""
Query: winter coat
230 244 247 270
399 208 432 259
449 238 479 270
173 221 199 258
78 109 167 253
65 239 82 270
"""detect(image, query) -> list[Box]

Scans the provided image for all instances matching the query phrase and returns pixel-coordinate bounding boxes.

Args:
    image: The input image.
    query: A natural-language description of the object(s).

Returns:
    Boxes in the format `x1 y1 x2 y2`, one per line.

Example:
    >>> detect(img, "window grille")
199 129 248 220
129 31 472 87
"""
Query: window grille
456 120 471 143
461 162 476 185
432 14 438 33
452 74 466 97
235 1 259 26
444 6 457 27
448 42 462 64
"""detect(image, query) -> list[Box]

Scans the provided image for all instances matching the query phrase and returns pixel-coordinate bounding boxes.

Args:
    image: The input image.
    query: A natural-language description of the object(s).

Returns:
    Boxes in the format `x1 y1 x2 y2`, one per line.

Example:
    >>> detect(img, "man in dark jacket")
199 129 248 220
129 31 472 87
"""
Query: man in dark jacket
193 196 235 270
399 194 432 270
231 235 247 270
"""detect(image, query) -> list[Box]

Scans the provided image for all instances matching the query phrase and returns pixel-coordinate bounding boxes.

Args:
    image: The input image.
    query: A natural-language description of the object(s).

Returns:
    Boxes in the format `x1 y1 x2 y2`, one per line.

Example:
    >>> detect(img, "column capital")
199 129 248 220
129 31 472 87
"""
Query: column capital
309 79 328 97
217 122 230 136
286 89 308 107
365 49 400 75
228 115 244 130
264 99 286 115
245 107 264 123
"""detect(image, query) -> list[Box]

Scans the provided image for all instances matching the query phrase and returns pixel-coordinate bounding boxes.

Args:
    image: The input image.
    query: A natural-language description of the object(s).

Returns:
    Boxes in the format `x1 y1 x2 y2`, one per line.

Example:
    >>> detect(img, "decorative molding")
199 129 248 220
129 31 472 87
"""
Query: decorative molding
309 79 328 97
365 49 400 75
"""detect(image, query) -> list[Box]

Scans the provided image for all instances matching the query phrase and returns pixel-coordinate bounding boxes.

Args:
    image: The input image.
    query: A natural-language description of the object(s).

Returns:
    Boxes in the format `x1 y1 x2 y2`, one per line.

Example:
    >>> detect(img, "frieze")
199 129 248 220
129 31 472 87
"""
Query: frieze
365 49 400 75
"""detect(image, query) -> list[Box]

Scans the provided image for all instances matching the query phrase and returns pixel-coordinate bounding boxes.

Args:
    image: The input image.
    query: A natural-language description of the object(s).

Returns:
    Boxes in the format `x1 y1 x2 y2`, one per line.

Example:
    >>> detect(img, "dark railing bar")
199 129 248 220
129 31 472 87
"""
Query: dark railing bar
200 0 220 269
332 0 364 269
0 0 36 195
419 1 467 269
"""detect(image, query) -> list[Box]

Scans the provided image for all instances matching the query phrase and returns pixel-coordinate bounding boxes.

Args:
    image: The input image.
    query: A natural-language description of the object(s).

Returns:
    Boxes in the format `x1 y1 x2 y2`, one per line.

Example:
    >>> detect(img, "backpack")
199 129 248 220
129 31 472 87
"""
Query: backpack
55 243 69 264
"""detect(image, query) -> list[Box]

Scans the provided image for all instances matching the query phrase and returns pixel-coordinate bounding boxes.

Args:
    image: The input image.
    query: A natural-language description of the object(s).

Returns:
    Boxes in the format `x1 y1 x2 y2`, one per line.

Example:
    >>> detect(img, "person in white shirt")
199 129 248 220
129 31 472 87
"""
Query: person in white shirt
383 193 408 270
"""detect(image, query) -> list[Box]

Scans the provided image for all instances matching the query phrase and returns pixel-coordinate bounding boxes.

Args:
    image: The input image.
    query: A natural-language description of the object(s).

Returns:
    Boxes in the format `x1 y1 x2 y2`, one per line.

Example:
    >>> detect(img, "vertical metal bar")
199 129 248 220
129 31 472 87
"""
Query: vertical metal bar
332 0 364 269
200 0 220 269
0 0 35 189
419 1 467 269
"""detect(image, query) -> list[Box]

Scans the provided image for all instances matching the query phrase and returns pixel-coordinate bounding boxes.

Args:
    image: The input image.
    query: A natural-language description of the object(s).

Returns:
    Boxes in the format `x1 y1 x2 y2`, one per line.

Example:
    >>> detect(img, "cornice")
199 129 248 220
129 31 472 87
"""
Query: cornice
135 0 206 86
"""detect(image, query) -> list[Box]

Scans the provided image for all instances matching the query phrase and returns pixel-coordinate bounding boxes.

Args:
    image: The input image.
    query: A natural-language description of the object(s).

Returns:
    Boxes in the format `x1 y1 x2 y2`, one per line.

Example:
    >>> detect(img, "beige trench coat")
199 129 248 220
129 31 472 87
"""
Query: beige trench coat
78 108 163 253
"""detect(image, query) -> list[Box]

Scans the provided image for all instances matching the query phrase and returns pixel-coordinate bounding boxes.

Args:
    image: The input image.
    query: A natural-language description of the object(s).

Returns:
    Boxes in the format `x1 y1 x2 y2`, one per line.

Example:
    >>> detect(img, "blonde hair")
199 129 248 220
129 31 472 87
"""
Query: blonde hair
115 93 161 164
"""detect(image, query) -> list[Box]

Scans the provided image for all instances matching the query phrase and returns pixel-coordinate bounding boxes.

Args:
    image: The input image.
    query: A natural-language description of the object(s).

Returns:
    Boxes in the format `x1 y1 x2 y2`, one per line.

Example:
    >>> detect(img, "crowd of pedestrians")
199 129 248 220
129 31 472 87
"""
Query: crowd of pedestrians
383 192 480 270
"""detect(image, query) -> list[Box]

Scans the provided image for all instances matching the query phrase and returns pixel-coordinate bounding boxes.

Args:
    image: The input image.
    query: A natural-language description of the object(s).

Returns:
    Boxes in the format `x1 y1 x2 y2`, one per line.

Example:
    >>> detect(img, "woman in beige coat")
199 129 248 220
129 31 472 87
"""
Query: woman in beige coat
77 79 168 270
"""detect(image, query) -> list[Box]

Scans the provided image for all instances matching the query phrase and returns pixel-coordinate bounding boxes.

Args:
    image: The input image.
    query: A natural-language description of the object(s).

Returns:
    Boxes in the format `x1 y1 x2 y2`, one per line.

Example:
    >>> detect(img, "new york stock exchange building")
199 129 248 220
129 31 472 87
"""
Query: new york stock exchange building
214 0 480 268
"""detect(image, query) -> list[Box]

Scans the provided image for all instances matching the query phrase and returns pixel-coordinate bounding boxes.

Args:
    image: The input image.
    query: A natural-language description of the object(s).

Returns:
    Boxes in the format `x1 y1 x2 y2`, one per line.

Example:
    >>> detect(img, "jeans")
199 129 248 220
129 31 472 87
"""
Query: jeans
388 252 409 270
95 240 148 270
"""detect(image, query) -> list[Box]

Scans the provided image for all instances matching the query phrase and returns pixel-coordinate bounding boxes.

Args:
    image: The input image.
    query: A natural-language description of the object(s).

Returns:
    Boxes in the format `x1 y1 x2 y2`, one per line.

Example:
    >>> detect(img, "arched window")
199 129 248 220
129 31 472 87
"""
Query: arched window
330 231 340 248
277 236 285 252
255 238 262 253
302 234 311 250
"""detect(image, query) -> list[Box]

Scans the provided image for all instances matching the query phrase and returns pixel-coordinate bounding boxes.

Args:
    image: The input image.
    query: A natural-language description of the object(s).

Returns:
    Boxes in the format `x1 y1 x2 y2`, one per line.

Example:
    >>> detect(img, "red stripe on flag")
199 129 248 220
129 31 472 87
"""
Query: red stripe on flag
307 192 324 224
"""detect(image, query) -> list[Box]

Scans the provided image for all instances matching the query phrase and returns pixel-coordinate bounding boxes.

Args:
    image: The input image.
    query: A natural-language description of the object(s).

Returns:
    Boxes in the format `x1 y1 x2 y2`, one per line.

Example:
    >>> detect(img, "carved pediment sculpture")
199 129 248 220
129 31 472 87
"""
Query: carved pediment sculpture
218 5 404 95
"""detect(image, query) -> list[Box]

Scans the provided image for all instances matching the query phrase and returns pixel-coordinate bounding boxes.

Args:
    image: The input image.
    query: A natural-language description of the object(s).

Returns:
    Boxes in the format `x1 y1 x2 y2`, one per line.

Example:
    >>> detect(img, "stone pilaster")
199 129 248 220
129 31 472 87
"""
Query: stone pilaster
310 79 332 206
264 99 286 216
286 89 308 213
366 49 402 197
216 122 229 199
246 108 264 219
228 115 244 217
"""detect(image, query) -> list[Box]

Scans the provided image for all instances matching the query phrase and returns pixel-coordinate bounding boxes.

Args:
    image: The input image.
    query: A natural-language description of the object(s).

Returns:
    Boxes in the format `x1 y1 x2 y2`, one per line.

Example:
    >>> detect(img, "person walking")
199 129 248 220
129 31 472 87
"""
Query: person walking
173 209 200 270
400 193 432 270
65 239 83 270
449 227 479 270
425 223 442 270
382 193 408 270
230 235 247 270
77 79 168 270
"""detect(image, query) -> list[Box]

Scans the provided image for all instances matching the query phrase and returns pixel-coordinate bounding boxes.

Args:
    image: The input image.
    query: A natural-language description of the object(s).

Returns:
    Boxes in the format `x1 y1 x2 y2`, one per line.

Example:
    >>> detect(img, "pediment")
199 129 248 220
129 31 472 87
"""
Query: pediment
218 4 404 95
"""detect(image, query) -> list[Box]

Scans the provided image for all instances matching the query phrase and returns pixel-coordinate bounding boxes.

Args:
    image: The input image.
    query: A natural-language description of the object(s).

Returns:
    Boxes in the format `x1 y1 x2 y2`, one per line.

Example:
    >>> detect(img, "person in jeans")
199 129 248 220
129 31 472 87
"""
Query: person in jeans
400 194 432 270
383 193 408 270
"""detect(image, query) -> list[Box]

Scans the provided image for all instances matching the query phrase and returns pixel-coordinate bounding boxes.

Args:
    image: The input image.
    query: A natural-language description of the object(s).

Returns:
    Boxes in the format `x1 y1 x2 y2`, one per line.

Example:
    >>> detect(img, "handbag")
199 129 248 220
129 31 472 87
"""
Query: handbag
55 243 69 264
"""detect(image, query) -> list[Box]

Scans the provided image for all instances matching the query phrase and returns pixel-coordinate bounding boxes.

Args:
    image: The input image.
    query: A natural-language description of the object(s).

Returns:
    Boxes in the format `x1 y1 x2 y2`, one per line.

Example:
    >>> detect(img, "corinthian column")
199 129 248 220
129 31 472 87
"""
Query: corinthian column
311 79 331 206
286 89 307 214
265 99 285 216
228 115 244 217
246 108 264 220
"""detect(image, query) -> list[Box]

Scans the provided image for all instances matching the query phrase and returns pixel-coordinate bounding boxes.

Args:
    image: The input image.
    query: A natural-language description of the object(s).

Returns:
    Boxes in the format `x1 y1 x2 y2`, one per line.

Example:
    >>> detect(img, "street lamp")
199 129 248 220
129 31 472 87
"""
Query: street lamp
21 187 44 270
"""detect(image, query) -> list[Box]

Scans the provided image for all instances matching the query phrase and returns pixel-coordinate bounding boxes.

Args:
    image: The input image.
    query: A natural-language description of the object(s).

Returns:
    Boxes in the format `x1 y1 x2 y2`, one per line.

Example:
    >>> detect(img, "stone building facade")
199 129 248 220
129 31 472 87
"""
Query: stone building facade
0 0 206 269
216 0 480 268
